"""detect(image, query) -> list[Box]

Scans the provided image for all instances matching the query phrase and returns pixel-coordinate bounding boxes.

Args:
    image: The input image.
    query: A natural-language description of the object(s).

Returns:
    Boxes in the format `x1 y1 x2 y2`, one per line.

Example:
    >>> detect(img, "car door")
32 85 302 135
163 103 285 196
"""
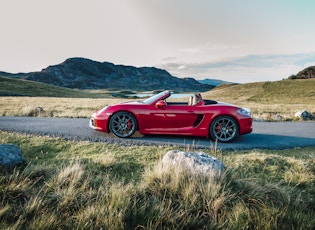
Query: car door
154 104 200 131
140 100 201 132
137 102 169 131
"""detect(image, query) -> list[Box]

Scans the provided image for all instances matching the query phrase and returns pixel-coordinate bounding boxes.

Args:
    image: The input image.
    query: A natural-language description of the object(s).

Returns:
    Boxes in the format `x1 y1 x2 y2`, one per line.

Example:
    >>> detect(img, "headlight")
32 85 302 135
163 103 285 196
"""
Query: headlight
237 108 251 116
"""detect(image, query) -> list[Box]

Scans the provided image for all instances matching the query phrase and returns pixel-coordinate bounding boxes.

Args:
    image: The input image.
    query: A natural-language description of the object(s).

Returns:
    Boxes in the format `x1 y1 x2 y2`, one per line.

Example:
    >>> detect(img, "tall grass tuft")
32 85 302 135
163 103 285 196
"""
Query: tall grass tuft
124 152 315 229
126 160 234 229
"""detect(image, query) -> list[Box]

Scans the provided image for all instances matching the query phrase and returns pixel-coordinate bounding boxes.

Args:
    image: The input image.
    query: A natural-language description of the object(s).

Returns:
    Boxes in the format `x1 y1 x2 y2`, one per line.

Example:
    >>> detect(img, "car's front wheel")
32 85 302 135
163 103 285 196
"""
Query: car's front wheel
209 116 239 143
109 112 137 138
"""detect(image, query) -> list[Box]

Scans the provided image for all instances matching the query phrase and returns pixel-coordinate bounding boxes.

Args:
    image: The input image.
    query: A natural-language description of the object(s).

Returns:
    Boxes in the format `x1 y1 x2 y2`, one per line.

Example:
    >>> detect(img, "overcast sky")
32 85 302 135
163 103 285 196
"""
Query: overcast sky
1 0 315 83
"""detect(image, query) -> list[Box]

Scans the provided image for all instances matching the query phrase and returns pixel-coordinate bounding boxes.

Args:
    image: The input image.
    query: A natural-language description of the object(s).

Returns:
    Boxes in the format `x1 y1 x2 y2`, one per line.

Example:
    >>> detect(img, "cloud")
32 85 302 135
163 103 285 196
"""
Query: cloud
158 52 315 83
162 56 177 62
177 65 186 70
188 53 315 69
178 43 236 54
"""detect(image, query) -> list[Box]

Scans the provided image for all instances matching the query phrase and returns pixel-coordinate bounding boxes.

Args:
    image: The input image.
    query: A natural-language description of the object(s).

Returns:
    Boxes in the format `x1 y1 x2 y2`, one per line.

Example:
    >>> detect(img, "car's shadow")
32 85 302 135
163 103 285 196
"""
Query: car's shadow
234 133 315 150
126 132 315 150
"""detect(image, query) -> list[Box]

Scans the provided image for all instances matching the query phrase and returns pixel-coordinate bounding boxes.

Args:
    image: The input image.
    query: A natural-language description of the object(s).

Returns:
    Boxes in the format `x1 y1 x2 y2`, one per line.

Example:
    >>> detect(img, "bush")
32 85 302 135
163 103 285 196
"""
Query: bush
22 106 53 117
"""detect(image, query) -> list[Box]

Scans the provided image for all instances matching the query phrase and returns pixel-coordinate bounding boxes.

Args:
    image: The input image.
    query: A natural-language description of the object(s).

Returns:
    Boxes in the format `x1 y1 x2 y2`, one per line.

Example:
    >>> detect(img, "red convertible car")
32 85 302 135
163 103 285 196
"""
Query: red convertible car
89 90 252 142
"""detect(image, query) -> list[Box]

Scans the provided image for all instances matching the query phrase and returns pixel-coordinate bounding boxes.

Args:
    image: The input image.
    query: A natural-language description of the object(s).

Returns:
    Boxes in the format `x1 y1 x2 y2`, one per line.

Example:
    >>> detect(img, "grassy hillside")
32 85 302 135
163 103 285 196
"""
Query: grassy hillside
203 79 315 104
0 76 108 98
202 79 315 121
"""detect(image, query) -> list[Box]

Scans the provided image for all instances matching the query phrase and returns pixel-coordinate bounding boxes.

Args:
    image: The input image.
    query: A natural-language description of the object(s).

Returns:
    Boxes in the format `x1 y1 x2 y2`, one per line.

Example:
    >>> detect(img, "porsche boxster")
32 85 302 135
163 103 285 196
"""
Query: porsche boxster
89 90 252 142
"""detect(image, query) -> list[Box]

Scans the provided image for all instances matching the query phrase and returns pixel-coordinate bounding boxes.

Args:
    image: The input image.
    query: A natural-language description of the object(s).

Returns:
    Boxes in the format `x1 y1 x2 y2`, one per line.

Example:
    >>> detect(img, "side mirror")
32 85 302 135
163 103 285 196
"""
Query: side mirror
155 100 166 109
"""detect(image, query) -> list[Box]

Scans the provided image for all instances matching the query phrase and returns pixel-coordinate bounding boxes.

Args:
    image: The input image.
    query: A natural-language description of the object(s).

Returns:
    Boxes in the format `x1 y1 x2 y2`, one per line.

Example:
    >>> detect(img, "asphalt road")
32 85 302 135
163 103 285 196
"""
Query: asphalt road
0 116 315 150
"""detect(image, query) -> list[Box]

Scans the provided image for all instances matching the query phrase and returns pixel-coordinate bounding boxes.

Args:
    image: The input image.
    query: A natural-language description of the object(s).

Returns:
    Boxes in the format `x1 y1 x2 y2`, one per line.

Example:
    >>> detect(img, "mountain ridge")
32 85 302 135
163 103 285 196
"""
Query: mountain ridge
1 57 214 92
198 78 233 86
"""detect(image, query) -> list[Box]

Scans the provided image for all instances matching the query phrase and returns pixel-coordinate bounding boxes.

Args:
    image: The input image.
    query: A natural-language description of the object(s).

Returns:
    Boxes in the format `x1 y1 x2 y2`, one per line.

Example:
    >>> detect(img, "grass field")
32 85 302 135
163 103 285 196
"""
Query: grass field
1 76 315 228
1 131 314 229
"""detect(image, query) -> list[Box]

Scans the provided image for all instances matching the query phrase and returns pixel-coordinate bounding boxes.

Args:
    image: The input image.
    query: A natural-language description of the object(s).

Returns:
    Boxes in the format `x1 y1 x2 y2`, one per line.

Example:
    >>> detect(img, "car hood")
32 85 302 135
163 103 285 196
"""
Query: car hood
119 101 143 105
216 101 235 106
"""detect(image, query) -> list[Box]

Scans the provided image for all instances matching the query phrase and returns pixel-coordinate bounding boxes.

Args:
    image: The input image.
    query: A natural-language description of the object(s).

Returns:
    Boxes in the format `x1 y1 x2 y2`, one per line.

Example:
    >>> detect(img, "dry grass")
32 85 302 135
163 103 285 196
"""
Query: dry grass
226 102 314 121
0 97 131 118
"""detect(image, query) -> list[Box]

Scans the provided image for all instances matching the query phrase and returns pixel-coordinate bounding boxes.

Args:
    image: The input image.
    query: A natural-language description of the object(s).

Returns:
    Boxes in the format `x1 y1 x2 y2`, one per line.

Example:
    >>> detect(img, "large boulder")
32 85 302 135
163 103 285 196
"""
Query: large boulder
295 110 313 121
162 150 225 177
0 144 24 168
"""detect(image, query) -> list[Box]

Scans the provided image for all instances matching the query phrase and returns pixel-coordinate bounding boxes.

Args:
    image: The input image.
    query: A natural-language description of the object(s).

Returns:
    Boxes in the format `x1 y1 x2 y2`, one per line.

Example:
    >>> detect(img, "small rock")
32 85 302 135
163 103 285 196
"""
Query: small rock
272 114 283 121
0 144 24 168
35 107 45 112
295 110 313 121
162 150 225 177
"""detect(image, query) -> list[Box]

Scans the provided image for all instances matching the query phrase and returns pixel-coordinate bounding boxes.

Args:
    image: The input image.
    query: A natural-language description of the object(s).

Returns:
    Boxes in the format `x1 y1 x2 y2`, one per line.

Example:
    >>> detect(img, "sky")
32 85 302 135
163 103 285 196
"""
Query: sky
1 0 315 83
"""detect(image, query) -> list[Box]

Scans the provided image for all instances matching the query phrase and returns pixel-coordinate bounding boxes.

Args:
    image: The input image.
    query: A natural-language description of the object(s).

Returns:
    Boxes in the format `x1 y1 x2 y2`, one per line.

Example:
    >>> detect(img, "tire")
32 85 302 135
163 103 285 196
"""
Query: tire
109 112 137 138
209 116 239 143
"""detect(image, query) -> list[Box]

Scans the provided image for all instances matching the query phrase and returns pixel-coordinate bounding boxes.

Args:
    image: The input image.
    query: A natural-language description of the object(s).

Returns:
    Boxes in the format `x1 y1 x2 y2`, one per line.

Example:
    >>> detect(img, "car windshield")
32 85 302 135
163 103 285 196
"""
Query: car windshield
143 91 170 104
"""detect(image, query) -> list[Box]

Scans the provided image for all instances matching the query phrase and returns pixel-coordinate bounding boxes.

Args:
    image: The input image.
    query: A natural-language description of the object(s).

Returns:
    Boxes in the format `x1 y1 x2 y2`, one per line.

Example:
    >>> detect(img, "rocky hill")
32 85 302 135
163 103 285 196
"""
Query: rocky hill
2 58 214 92
288 66 315 79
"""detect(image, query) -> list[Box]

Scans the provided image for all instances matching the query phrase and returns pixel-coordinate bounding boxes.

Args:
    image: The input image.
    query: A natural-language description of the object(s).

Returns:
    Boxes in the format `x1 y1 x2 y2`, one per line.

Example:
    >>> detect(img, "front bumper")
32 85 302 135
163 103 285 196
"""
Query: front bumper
89 114 110 133
239 117 253 135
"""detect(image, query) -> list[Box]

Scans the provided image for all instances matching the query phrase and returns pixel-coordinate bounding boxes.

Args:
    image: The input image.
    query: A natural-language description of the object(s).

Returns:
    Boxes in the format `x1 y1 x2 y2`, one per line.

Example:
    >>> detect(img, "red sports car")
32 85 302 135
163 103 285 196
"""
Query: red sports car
89 90 252 142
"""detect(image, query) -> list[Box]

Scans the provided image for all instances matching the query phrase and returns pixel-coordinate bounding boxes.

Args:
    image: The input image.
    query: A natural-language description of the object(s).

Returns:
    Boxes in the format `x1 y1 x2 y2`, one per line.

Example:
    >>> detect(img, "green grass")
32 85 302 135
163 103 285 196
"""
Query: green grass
204 79 315 104
1 131 315 229
0 76 110 98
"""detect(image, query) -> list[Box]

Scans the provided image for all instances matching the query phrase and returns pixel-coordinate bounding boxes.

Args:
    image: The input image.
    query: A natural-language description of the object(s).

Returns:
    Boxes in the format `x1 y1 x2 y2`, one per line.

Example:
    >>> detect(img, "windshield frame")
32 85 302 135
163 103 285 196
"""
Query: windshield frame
143 90 170 104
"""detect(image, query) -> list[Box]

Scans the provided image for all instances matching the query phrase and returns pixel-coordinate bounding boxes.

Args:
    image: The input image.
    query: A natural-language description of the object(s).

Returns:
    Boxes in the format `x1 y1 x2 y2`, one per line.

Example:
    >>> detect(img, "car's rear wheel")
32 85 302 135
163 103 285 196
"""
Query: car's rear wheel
109 112 137 138
210 116 239 143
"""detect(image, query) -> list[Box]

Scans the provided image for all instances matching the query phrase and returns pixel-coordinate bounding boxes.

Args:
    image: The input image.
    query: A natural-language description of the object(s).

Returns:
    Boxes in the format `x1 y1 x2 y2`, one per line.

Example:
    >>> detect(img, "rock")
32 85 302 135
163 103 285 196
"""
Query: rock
23 106 46 116
295 110 313 121
162 150 225 177
0 144 24 168
35 107 45 113
272 114 283 121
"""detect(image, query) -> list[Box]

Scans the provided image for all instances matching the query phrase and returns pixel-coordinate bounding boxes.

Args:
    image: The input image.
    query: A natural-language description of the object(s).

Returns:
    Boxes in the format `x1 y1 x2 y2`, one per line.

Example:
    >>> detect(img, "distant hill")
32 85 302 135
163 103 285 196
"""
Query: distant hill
198 78 233 86
288 66 315 79
2 58 214 92
0 76 106 98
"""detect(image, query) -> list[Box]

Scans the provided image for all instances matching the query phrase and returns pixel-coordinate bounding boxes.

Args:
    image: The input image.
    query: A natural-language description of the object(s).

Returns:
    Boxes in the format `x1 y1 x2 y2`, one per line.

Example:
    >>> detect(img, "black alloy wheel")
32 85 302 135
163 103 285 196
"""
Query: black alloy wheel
210 116 239 143
109 112 137 138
